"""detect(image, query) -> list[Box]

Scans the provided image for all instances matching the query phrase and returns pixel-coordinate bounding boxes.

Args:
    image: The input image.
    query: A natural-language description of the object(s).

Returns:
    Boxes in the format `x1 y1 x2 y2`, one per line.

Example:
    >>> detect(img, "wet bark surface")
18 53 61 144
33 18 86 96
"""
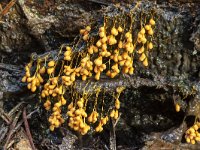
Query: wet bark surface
0 0 200 149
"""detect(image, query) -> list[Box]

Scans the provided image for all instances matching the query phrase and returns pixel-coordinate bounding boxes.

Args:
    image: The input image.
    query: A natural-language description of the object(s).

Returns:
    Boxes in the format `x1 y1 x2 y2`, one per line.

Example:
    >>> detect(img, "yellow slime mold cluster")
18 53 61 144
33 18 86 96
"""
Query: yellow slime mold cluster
22 10 156 135
185 121 200 144
174 86 199 145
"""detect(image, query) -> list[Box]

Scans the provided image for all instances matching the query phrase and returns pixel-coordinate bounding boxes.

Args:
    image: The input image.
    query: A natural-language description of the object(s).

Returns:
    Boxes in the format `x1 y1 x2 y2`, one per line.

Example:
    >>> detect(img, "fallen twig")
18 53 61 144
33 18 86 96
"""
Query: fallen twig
87 0 110 5
8 102 24 118
0 125 8 143
15 108 39 131
0 4 2 11
109 113 121 150
23 108 36 150
0 108 11 125
4 110 22 149
6 139 15 149
0 0 17 17
114 113 121 127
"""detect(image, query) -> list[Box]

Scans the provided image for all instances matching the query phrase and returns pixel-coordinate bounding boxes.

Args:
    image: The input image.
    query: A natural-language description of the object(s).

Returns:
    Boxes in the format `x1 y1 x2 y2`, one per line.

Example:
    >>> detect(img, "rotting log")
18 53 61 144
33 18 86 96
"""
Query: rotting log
0 0 200 149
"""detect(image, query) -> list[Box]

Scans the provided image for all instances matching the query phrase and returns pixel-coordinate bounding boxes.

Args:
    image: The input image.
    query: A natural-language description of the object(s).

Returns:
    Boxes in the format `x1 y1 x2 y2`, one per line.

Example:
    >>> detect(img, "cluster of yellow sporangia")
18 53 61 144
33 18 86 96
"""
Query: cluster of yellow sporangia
22 15 156 134
185 122 200 144
21 61 45 92
174 93 200 145
67 98 90 135
65 87 124 135
137 18 155 67
110 87 124 120
80 26 91 41
48 95 66 131
64 46 72 61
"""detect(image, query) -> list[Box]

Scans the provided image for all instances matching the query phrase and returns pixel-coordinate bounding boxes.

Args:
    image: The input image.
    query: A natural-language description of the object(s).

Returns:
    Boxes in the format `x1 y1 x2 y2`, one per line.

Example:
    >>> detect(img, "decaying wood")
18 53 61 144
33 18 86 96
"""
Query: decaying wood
0 0 200 149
